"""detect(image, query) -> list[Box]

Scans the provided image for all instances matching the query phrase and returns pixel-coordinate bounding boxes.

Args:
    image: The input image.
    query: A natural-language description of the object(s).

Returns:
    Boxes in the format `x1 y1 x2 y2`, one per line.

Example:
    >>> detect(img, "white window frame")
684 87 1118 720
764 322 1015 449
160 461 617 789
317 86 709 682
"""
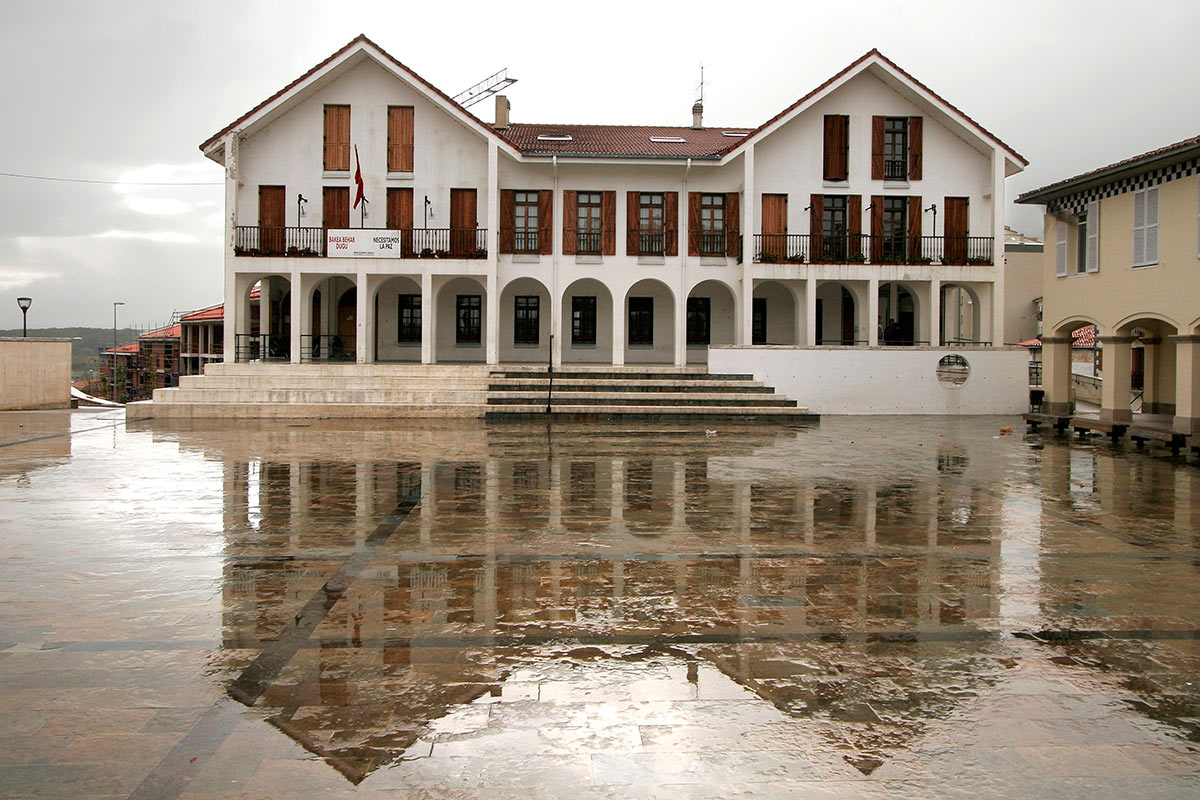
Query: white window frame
1085 200 1100 273
1055 214 1068 277
1133 186 1159 268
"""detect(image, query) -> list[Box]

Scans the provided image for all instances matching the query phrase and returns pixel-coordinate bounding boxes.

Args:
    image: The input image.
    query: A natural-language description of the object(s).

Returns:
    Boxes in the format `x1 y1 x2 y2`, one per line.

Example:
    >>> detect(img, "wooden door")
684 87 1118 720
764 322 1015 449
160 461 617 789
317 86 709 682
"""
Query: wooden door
841 287 855 345
323 187 349 230
944 197 969 264
337 287 356 359
450 189 477 255
388 188 414 255
259 186 286 254
761 194 787 259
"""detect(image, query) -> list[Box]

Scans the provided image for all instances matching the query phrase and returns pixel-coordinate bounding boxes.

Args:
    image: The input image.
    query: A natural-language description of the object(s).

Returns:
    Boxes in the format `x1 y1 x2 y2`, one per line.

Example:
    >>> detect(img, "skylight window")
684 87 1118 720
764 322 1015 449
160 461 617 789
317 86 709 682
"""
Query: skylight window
722 131 749 137
536 134 573 142
649 136 687 143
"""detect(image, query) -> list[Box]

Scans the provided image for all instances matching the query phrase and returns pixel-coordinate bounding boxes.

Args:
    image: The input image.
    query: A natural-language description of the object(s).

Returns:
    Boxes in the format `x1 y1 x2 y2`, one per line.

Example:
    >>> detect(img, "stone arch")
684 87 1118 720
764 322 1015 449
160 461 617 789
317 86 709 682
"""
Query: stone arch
752 280 799 345
815 281 859 345
686 279 737 364
624 279 675 364
561 278 614 364
435 276 488 363
499 277 552 364
940 283 982 344
373 276 423 362
241 274 291 361
879 281 923 345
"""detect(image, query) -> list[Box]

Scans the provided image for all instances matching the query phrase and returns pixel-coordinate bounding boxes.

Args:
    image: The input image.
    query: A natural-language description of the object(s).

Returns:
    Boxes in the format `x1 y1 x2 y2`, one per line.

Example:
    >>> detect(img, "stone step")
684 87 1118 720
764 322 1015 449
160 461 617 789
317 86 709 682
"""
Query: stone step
487 393 798 408
485 404 815 420
487 380 773 393
154 387 485 404
493 369 755 381
180 375 491 390
129 401 488 420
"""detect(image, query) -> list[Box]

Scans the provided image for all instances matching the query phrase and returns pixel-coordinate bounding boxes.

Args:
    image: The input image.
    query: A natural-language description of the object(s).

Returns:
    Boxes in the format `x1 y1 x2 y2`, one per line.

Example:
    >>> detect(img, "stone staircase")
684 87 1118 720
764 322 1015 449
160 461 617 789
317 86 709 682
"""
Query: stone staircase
485 367 815 421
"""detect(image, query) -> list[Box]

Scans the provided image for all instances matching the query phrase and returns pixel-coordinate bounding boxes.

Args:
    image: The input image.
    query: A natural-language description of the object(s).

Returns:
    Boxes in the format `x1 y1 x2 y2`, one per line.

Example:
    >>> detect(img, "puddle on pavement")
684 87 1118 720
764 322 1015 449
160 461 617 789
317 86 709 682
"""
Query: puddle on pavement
2 411 1200 796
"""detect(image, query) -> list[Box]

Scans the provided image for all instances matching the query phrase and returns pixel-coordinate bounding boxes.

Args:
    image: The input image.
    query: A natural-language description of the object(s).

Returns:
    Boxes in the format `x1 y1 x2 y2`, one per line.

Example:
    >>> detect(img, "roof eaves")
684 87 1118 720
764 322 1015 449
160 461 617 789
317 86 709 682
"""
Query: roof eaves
1017 134 1200 204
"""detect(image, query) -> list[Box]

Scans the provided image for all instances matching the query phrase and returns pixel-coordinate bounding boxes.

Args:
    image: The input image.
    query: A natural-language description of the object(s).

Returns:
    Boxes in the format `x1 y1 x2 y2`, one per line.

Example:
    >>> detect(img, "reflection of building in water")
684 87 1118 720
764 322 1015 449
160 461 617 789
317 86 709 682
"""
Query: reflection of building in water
212 428 1006 783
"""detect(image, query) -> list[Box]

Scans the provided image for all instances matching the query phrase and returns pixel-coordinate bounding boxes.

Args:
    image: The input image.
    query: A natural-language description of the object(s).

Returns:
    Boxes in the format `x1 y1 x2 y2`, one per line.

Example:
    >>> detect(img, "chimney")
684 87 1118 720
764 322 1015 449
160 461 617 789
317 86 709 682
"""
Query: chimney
692 101 703 130
494 95 510 129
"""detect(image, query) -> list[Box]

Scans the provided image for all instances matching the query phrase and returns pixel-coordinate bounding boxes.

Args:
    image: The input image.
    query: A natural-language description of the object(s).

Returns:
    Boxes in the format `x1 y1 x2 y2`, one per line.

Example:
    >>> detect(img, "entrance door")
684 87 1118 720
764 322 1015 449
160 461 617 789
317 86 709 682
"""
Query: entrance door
259 185 286 254
761 194 787 260
841 288 855 344
337 288 356 359
752 298 767 345
324 186 350 230
450 189 477 256
944 197 969 264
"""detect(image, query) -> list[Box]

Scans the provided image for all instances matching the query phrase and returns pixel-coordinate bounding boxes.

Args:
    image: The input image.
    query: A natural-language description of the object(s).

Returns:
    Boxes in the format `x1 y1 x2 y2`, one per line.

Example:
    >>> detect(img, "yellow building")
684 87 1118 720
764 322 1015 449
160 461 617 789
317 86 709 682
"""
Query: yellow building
1017 135 1200 433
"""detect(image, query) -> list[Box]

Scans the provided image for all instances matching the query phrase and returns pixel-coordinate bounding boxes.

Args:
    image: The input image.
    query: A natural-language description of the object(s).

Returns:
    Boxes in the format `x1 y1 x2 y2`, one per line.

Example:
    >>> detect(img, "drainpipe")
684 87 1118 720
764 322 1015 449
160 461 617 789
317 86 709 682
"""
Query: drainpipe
548 155 559 413
679 158 692 368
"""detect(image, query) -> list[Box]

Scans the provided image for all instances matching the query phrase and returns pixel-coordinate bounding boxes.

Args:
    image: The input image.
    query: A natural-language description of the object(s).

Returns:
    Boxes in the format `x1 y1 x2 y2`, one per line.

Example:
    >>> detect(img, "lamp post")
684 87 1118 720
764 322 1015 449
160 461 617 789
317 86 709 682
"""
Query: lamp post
16 297 31 337
112 301 125 402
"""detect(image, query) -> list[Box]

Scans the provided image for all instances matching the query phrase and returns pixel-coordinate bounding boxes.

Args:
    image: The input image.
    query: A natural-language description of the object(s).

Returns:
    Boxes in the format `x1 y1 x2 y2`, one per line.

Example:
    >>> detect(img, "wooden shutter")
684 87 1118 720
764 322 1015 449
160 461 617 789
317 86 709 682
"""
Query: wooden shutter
258 185 285 254
499 190 516 254
1145 187 1159 264
725 192 740 258
823 115 848 181
602 191 616 255
944 196 968 264
323 186 349 229
871 116 885 180
562 191 578 256
809 194 824 260
387 106 414 172
664 192 679 256
387 188 414 254
688 192 702 256
538 189 553 255
870 195 884 262
1055 214 1068 277
848 195 862 259
626 192 639 256
1085 200 1099 273
908 117 923 180
907 196 922 261
450 188 477 255
761 194 787 260
324 105 350 171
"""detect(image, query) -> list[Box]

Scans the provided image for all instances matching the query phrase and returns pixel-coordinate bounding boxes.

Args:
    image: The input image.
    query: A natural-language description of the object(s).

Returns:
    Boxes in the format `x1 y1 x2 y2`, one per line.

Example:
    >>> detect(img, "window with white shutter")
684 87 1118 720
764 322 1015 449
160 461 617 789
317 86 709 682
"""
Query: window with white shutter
1055 215 1068 277
1086 200 1100 273
1133 187 1159 267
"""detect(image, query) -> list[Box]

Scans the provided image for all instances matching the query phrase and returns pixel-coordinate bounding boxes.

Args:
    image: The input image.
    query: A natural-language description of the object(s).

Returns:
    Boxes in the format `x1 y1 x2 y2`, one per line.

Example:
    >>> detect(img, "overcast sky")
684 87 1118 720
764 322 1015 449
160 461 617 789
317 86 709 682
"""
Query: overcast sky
2 0 1197 328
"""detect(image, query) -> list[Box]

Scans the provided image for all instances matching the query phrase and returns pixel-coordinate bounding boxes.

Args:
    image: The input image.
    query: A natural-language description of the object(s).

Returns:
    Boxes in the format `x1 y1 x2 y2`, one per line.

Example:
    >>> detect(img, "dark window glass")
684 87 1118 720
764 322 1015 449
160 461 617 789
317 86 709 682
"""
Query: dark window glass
822 195 847 261
577 192 602 254
700 194 725 255
882 197 907 260
639 193 664 255
515 191 539 253
572 296 597 345
398 294 421 343
884 118 908 180
1076 214 1088 274
629 296 654 345
752 297 767 345
456 295 481 344
514 295 539 345
686 297 710 345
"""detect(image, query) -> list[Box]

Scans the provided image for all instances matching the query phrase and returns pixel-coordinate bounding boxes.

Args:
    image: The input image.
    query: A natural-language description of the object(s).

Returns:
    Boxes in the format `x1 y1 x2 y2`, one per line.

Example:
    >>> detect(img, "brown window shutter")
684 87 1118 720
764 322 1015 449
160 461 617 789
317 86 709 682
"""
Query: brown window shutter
387 187 414 253
871 116 885 180
387 106 414 172
725 193 740 258
823 115 848 181
664 192 679 256
907 196 922 261
538 189 553 255
499 190 515 254
848 195 862 259
944 196 969 264
323 186 349 229
324 105 350 171
602 191 616 255
562 191 577 256
870 195 884 262
626 192 639 256
908 117 922 180
809 194 824 260
687 192 702 256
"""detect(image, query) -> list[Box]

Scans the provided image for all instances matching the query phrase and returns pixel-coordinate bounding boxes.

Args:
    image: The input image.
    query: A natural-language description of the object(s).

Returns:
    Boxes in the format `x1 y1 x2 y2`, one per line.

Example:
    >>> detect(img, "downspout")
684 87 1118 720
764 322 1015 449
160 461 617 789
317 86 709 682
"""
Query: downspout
547 155 558 413
681 158 691 368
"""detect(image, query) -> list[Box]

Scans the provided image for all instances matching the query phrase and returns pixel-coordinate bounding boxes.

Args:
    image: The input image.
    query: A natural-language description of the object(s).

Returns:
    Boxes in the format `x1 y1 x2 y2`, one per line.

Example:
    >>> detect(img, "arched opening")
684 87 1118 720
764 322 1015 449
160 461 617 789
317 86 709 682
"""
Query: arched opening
373 276 423 363
686 279 736 364
815 282 857 345
499 278 551 364
1116 316 1180 418
941 283 982 345
879 282 920 345
336 287 357 360
240 275 291 361
752 280 798 345
303 276 357 361
624 279 675 364
435 277 488 363
561 278 614 364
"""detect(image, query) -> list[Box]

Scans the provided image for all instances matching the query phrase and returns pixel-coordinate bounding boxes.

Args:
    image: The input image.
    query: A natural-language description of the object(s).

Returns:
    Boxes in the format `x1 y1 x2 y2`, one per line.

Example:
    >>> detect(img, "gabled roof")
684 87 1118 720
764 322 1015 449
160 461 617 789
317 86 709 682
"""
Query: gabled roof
104 343 139 355
503 124 747 159
1016 134 1200 204
199 34 519 160
181 303 224 322
717 49 1026 172
139 324 181 340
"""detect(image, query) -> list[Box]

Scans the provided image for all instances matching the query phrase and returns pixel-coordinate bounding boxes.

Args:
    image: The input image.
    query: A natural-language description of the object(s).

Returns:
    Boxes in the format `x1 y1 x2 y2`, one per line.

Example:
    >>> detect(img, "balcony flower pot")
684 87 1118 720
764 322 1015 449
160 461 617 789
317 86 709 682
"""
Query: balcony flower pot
420 248 434 258
968 257 991 265
435 249 450 258
759 252 779 263
848 254 866 263
786 254 805 264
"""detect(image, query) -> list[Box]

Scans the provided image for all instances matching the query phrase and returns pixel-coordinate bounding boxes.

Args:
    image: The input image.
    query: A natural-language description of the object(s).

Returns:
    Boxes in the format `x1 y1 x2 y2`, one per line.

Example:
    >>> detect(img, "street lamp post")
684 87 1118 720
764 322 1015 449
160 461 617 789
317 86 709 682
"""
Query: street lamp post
16 297 31 337
113 301 125 403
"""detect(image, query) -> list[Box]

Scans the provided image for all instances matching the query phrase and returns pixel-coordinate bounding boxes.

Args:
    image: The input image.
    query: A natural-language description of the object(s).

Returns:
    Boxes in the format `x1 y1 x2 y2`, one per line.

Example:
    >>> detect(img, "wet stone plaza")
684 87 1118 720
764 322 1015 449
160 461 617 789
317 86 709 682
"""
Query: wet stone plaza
2 410 1200 799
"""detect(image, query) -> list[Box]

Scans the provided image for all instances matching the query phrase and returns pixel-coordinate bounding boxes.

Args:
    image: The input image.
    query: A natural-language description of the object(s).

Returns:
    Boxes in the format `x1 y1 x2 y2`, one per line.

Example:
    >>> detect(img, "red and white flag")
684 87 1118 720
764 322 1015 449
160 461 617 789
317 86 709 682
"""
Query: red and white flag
352 144 365 209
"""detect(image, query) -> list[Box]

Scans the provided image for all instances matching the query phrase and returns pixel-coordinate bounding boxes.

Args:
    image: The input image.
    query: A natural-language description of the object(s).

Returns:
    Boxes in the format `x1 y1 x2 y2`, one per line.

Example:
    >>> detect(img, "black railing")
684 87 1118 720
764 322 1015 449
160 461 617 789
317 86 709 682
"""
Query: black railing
699 232 727 256
753 234 993 265
884 159 907 180
301 334 355 362
576 230 602 255
233 227 488 258
638 231 665 256
514 230 539 254
235 333 289 362
942 338 993 347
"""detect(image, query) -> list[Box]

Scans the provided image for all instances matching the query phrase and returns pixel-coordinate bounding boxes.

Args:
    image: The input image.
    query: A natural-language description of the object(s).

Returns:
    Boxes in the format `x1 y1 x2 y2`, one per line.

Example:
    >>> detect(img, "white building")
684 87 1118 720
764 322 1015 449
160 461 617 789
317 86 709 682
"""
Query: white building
202 35 1025 374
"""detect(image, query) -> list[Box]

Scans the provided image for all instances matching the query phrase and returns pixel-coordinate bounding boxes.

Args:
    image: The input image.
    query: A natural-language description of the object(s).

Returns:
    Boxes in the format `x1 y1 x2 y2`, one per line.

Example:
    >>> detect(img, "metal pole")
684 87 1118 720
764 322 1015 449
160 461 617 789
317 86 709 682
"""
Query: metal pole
545 334 553 414
113 301 124 402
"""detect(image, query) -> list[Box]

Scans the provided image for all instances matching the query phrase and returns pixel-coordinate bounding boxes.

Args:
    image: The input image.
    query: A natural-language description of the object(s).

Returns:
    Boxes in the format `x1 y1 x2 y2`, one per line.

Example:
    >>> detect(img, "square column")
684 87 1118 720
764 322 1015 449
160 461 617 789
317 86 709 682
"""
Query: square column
1041 336 1074 416
867 278 879 346
675 283 687 367
928 279 941 347
1172 335 1200 434
421 272 434 364
612 295 625 366
805 277 817 346
486 272 499 365
355 270 369 363
1099 335 1134 423
289 270 303 363
741 146 756 346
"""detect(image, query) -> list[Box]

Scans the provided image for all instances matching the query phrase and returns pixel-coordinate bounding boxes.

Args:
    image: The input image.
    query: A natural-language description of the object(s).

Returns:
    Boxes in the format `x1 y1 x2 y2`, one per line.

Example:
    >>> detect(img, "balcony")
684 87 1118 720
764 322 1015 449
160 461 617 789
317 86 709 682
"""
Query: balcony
753 234 993 266
234 226 489 258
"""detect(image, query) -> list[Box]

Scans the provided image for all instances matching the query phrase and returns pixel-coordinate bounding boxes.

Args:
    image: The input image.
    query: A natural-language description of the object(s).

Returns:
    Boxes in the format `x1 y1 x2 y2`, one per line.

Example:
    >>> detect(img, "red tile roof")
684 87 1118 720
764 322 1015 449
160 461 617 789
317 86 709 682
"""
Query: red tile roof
182 303 224 322
139 324 181 340
503 124 749 159
1017 134 1200 203
103 342 139 355
1021 325 1097 349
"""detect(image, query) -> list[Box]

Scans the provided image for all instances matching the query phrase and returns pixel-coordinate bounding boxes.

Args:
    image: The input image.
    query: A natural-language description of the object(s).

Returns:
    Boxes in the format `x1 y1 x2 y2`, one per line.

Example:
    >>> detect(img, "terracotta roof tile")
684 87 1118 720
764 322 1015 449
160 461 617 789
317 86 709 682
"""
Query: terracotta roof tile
504 124 749 159
181 304 224 322
1017 134 1200 203
104 343 139 355
139 324 181 340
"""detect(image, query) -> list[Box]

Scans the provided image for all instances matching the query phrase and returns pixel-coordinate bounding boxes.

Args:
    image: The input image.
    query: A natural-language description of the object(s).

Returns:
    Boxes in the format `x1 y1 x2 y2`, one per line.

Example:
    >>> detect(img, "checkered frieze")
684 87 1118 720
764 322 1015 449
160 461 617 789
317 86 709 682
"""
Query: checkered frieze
1047 157 1200 216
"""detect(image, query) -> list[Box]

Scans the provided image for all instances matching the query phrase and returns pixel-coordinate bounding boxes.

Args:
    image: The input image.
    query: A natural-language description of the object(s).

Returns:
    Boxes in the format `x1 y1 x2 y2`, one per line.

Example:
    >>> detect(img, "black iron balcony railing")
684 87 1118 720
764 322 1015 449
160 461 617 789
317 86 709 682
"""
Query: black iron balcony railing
884 159 907 180
638 231 665 257
301 334 356 362
235 333 289 362
699 231 727 257
576 230 602 255
513 230 539 254
753 234 993 266
233 227 488 258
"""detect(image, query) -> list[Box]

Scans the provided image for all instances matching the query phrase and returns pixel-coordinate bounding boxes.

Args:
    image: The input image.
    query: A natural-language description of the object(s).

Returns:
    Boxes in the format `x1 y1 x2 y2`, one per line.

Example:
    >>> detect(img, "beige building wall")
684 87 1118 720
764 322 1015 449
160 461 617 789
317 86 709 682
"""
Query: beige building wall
0 338 72 410
1002 247 1042 344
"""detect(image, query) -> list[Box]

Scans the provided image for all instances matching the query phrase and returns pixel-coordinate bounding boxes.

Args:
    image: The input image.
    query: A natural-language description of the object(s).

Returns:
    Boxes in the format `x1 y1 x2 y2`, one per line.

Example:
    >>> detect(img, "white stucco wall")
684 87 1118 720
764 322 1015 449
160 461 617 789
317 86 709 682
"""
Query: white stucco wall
710 346 1027 414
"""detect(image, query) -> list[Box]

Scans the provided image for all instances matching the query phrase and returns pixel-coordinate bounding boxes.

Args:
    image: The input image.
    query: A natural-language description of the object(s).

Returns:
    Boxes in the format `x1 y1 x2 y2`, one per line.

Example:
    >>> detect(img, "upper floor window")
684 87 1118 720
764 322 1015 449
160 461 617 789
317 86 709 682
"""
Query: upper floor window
514 191 539 253
822 195 848 261
323 104 350 171
1133 187 1158 267
577 192 602 254
639 193 665 255
823 115 849 181
700 194 725 255
884 118 908 181
387 106 414 172
881 197 907 260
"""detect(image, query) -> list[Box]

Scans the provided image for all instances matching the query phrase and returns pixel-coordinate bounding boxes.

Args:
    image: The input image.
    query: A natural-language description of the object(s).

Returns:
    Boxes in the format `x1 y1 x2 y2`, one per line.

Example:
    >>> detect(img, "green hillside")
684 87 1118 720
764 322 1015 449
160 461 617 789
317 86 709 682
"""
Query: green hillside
0 327 141 380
